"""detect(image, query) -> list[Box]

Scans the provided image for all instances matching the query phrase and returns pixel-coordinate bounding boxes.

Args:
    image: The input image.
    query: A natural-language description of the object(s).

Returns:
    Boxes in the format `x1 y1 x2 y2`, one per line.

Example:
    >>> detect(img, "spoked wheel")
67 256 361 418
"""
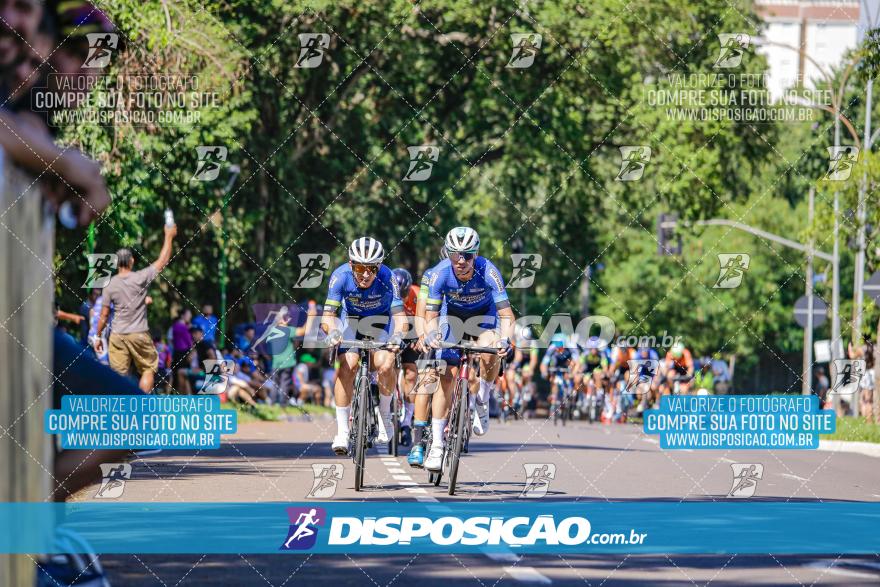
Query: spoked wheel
391 390 399 457
353 376 369 492
446 379 470 495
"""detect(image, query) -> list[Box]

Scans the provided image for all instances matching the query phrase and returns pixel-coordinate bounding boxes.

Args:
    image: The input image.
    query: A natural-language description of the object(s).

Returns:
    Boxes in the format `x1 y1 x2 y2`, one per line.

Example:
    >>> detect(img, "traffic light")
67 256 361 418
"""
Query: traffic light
657 213 682 256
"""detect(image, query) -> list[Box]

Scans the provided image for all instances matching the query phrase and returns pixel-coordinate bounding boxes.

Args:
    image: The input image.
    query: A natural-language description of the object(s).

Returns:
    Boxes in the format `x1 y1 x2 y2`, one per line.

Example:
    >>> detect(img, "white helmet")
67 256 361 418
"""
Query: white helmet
348 237 385 264
445 226 480 253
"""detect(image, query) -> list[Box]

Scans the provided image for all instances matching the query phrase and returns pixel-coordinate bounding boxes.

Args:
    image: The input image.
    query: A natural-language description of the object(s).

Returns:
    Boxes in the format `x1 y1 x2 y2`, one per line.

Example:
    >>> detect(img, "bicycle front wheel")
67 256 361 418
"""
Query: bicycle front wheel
447 378 470 495
353 375 369 491
391 389 399 457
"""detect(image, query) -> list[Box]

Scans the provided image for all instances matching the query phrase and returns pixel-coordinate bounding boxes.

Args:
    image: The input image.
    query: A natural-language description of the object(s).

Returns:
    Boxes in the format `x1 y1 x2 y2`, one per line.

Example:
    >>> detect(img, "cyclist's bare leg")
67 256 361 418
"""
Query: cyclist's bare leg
372 349 398 437
476 329 502 382
332 352 360 442
402 363 418 403
431 366 457 446
334 352 360 408
402 362 418 428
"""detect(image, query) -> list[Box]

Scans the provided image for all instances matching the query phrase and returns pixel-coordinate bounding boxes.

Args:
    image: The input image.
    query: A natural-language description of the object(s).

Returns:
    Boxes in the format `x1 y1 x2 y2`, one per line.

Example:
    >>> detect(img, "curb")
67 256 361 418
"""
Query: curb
817 439 880 458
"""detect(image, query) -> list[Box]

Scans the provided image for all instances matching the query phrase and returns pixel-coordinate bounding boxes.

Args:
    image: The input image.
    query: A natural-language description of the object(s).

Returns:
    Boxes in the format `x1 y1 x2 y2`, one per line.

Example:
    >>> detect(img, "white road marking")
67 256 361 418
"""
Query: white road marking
505 566 553 584
780 473 808 482
377 443 553 584
484 551 519 562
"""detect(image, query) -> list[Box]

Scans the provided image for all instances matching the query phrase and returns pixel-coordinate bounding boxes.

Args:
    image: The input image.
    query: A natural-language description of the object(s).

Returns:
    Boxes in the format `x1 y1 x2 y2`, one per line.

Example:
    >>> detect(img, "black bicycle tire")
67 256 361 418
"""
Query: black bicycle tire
447 378 470 495
391 390 399 457
353 374 369 491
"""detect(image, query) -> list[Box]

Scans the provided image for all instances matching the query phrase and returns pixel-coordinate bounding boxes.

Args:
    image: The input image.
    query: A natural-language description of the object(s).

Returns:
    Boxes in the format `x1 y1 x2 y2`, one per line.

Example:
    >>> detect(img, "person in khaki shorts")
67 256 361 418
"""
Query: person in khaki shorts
95 224 177 392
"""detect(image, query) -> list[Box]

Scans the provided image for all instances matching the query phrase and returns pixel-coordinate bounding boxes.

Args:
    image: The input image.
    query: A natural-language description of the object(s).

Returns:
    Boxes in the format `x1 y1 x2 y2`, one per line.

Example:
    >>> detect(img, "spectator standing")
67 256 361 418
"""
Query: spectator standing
710 354 731 394
95 225 177 392
816 367 830 408
192 303 219 344
860 351 875 420
171 308 194 393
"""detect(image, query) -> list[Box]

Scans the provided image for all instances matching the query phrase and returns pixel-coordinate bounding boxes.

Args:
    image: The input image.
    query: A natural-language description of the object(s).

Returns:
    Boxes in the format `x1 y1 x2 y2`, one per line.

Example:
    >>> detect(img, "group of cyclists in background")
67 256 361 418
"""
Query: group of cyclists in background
318 226 731 489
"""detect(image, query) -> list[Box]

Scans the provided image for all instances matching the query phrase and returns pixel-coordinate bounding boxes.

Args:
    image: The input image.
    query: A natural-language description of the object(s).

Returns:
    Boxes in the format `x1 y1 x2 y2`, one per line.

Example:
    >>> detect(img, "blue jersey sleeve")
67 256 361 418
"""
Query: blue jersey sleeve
323 265 347 313
483 259 510 308
425 261 448 311
380 265 404 313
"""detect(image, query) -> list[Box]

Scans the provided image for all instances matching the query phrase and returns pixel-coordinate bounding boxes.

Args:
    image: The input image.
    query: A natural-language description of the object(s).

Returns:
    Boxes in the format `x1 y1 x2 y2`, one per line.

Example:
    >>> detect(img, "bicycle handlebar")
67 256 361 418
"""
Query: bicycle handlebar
436 340 500 354
338 339 401 351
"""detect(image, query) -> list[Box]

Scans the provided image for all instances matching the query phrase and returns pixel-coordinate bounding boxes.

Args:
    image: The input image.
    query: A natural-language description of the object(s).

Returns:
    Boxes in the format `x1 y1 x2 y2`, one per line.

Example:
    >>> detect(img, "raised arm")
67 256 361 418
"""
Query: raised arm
151 224 177 273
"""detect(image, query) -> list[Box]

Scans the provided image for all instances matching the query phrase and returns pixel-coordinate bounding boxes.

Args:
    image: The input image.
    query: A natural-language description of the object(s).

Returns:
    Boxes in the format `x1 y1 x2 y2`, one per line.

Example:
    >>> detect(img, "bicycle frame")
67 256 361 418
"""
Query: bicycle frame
432 339 498 495
338 338 398 491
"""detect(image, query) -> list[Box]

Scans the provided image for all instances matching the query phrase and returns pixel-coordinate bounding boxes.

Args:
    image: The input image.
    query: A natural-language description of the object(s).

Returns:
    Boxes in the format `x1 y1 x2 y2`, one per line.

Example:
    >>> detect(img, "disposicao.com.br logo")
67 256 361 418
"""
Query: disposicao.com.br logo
299 512 647 549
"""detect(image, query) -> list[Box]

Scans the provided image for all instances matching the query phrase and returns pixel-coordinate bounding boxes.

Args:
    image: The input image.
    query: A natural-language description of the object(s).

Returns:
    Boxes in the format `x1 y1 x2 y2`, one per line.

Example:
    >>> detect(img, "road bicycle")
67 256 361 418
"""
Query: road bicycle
341 338 399 491
428 339 497 495
549 367 575 426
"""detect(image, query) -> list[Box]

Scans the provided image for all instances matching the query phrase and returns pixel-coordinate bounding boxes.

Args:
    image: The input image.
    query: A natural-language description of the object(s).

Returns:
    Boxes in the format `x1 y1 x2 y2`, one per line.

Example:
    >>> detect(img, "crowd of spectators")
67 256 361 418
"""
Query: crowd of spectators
62 292 337 410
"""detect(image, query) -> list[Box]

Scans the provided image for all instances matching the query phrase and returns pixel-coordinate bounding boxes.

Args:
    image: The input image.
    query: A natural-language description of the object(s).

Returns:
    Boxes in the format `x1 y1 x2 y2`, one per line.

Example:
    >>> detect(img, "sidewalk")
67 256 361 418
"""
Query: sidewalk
817 440 880 459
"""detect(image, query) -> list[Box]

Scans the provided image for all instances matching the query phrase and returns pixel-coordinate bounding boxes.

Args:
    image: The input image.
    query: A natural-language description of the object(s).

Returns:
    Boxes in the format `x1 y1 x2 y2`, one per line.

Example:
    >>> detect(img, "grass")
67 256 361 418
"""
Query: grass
822 416 880 444
225 402 334 424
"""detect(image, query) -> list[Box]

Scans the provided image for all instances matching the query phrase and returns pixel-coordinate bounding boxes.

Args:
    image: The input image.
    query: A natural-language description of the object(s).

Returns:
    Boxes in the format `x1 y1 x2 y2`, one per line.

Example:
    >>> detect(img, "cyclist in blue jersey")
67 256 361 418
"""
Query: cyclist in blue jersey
632 344 660 411
541 336 575 413
423 227 515 471
407 247 451 467
321 237 405 455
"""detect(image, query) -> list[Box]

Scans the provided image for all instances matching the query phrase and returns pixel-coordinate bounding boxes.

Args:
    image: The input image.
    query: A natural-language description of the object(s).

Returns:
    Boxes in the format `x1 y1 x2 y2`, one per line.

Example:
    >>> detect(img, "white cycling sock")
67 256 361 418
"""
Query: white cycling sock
432 418 447 448
336 406 351 437
403 402 414 427
478 379 494 404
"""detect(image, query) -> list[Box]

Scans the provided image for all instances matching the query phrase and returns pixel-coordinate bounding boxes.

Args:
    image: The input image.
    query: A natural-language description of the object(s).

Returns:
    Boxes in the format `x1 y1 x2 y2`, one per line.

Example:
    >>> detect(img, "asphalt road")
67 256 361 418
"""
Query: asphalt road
72 414 880 585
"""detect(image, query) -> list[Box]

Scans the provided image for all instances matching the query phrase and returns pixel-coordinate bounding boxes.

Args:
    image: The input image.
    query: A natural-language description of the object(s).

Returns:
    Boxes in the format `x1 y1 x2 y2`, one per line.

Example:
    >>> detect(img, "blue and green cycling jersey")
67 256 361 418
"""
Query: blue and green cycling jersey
323 263 403 317
424 257 509 316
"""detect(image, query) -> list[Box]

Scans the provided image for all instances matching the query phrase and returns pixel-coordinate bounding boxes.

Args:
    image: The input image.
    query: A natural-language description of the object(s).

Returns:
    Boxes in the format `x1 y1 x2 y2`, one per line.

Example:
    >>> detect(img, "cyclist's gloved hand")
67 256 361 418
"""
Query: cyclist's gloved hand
325 329 343 347
387 333 403 349
426 329 442 349
496 337 511 356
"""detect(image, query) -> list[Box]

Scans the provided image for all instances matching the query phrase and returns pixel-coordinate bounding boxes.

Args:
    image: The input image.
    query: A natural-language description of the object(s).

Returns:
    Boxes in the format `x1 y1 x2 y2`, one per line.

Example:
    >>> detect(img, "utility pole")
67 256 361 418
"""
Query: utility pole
217 165 241 348
803 188 815 396
853 77 873 348
831 111 842 414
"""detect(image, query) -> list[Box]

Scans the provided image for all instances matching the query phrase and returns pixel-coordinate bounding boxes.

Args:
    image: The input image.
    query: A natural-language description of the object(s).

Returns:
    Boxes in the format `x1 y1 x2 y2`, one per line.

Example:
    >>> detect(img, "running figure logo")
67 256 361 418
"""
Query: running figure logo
295 253 330 288
825 146 860 181
403 146 440 181
281 507 327 550
616 146 651 181
507 254 543 288
520 463 556 498
414 359 448 394
94 463 132 499
192 146 228 181
832 359 865 396
624 359 659 395
714 33 750 69
252 305 293 350
307 464 344 498
728 463 763 498
83 253 118 288
714 253 750 289
198 359 234 394
295 33 330 68
83 33 119 69
507 33 542 69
